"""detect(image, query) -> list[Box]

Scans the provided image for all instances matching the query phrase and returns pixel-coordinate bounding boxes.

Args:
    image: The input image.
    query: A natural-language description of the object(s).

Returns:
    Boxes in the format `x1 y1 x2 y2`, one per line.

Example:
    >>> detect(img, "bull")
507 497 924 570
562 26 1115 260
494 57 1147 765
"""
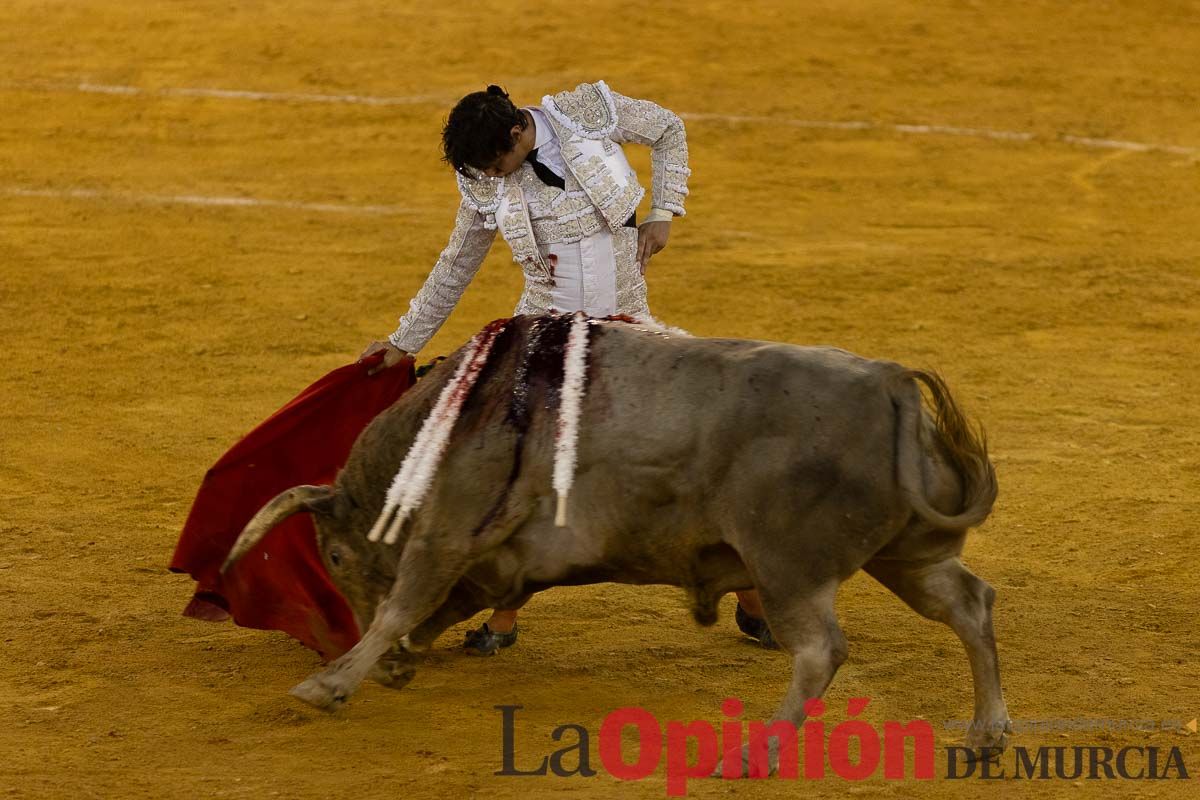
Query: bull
223 313 1011 762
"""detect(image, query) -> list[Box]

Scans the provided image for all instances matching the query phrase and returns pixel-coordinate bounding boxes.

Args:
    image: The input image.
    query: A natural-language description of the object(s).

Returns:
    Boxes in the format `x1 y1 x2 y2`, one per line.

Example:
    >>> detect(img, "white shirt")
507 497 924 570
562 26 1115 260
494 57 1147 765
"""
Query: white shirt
526 106 566 180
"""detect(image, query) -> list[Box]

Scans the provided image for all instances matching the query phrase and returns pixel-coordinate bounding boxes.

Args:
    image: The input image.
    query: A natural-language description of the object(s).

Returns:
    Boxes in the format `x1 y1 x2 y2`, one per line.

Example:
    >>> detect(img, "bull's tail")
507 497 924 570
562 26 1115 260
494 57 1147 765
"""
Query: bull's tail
892 369 997 531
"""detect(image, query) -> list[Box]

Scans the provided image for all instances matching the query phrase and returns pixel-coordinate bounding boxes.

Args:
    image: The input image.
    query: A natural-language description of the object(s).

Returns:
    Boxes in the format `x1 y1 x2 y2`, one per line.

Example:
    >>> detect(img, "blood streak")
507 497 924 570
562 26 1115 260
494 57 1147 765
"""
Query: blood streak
370 317 512 544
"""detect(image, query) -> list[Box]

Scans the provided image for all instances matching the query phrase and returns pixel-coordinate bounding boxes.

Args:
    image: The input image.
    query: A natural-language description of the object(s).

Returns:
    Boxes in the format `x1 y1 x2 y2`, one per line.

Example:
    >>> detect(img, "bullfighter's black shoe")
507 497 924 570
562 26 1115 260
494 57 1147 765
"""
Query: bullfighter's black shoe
735 603 780 650
463 623 519 656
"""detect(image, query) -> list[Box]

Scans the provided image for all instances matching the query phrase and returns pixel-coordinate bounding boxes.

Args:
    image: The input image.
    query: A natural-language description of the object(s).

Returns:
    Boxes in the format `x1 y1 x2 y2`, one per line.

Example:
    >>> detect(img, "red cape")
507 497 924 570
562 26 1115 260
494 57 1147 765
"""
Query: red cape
170 355 415 658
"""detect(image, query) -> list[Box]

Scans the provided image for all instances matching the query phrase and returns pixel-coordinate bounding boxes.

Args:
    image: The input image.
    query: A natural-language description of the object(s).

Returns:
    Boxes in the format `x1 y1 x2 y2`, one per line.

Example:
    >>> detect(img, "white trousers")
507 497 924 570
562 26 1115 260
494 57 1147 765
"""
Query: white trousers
541 228 618 316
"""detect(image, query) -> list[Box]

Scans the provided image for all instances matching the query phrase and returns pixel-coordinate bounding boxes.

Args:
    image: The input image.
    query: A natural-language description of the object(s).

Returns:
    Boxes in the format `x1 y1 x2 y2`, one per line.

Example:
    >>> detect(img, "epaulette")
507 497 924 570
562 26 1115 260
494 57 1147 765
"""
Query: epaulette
541 80 617 140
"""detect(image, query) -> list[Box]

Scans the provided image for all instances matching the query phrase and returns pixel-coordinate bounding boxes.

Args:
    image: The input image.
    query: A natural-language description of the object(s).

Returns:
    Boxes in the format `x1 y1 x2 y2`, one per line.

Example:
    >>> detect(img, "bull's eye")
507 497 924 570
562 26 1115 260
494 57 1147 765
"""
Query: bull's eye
329 550 342 567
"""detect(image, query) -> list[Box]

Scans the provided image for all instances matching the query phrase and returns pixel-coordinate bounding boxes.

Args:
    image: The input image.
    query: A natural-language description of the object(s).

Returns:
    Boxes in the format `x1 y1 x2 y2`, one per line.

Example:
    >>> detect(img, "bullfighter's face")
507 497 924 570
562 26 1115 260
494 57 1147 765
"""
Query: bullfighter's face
478 114 535 177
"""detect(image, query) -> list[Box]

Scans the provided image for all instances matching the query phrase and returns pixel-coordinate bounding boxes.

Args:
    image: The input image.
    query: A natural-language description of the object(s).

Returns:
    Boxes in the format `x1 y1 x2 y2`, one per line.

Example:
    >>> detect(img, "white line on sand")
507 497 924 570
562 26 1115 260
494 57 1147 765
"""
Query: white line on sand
68 81 448 106
2 187 413 215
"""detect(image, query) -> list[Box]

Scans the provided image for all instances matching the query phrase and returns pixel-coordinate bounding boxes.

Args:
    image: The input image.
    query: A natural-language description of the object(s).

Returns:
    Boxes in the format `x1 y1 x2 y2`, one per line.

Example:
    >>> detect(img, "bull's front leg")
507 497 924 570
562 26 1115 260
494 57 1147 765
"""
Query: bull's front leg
367 641 420 690
368 581 489 690
291 537 470 711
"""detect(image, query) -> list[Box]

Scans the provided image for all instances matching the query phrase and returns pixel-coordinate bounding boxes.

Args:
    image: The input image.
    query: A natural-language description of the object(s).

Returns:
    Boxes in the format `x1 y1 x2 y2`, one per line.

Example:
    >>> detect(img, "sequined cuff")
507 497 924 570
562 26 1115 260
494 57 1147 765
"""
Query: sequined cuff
387 329 418 354
642 208 675 224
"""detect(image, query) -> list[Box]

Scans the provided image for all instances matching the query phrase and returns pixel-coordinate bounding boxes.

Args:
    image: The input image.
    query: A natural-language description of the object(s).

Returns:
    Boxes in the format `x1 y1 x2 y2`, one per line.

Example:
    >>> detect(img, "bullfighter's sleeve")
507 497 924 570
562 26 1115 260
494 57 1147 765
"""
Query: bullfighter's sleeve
608 89 691 218
388 199 497 354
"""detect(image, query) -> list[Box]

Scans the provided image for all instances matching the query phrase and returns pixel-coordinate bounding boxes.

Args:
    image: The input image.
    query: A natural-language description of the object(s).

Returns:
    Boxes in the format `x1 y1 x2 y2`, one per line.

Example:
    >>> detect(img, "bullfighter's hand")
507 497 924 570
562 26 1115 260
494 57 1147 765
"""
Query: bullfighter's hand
636 220 670 274
359 340 408 376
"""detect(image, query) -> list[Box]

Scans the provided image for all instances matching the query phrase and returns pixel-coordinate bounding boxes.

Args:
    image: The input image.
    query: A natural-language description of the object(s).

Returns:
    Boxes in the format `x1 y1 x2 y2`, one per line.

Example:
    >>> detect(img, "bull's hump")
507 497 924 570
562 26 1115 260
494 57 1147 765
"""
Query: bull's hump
587 327 865 392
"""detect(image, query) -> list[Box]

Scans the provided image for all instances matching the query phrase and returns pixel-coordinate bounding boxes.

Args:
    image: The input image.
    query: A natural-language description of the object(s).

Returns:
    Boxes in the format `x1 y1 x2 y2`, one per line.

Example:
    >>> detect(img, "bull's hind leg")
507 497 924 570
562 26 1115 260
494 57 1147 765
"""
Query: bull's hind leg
760 580 847 723
716 579 847 776
865 556 1011 749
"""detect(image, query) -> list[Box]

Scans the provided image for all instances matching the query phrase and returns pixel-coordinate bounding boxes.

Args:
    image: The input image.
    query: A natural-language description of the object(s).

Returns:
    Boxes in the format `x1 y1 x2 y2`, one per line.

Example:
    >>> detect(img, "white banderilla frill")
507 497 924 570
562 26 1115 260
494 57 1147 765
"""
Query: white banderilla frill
366 323 506 546
553 312 592 526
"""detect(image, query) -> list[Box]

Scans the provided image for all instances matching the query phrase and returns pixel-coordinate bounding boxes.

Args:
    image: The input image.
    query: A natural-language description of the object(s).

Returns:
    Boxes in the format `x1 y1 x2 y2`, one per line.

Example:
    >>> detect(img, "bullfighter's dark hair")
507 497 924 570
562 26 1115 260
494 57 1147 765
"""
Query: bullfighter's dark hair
442 85 528 178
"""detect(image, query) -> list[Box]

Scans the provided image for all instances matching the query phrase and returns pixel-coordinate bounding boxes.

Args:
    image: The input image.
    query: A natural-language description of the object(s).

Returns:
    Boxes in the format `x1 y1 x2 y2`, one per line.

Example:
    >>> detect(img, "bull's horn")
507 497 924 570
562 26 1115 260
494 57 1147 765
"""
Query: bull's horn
221 485 334 574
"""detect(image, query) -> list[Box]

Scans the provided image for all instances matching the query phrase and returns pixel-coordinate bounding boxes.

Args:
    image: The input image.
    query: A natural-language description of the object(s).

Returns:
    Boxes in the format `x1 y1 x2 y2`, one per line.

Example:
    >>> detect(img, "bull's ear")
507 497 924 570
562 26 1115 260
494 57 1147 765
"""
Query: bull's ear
221 485 335 574
306 488 337 517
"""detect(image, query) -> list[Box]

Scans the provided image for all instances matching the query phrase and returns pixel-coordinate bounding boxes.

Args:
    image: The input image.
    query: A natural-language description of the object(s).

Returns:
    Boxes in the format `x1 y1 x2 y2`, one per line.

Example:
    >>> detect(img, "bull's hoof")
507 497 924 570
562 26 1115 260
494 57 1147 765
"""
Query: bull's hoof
964 720 1011 752
710 742 777 778
370 660 417 690
289 674 350 712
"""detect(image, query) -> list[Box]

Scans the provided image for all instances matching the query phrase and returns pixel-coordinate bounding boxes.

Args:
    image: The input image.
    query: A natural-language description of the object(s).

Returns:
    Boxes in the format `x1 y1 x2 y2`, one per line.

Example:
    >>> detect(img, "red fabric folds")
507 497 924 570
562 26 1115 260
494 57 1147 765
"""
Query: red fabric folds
170 355 415 658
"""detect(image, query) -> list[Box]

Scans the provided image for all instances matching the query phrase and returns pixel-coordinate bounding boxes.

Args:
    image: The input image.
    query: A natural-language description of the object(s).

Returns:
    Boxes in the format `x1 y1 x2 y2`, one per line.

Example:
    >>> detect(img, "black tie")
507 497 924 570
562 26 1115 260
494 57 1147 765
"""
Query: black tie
525 148 566 190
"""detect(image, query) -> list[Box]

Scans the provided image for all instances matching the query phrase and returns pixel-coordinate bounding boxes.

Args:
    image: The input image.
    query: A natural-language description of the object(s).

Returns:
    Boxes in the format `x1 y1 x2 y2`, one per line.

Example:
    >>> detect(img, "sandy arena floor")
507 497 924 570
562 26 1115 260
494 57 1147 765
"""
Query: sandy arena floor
2 1 1198 797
